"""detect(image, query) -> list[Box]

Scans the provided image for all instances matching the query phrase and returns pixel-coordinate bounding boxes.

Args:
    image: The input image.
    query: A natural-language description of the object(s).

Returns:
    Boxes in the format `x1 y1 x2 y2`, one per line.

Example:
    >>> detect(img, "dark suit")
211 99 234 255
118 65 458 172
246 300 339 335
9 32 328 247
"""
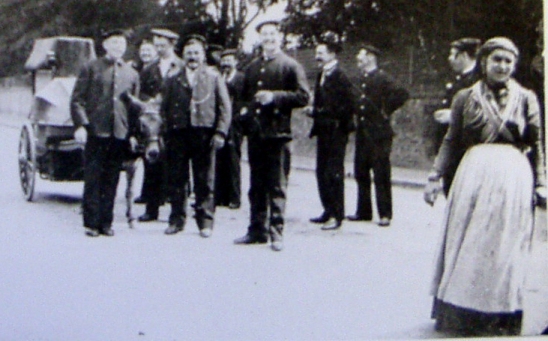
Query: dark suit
310 63 355 222
354 68 408 220
437 69 479 195
240 51 310 239
70 57 140 231
215 70 245 207
138 57 182 217
161 65 231 229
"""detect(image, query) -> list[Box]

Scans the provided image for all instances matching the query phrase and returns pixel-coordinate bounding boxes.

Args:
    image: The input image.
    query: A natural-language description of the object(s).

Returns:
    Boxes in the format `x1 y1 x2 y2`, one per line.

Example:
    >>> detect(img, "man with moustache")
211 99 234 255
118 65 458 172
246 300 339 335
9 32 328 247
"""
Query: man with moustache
71 29 140 237
161 34 231 237
234 21 310 251
347 44 408 227
214 49 245 209
305 33 355 230
136 28 183 222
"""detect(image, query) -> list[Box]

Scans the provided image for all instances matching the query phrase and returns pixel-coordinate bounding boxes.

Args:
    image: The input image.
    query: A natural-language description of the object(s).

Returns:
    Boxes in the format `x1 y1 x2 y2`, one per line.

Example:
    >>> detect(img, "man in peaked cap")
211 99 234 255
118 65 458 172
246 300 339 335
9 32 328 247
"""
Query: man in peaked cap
161 33 231 238
433 37 481 195
71 29 140 237
233 20 310 251
135 28 183 223
348 43 409 227
214 48 245 209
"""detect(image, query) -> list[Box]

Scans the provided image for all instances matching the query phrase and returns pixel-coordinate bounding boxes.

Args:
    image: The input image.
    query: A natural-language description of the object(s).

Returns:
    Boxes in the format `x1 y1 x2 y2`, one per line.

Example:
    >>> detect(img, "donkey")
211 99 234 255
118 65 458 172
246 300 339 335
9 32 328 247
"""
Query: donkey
122 93 163 228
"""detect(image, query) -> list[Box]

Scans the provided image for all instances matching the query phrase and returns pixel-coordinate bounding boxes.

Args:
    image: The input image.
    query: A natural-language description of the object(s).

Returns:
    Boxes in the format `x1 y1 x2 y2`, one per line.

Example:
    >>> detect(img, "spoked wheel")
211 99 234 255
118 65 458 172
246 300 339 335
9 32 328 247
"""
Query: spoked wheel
18 125 36 201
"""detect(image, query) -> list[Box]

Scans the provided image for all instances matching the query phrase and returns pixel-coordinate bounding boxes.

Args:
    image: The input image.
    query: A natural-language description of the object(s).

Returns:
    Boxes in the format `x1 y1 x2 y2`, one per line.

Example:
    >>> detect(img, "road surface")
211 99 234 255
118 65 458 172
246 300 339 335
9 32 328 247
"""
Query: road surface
0 121 545 340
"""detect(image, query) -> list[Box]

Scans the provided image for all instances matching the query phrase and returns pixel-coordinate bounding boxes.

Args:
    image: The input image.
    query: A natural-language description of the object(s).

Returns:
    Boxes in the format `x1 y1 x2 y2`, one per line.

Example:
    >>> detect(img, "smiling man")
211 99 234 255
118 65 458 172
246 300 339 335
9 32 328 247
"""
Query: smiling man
160 34 231 238
234 20 310 251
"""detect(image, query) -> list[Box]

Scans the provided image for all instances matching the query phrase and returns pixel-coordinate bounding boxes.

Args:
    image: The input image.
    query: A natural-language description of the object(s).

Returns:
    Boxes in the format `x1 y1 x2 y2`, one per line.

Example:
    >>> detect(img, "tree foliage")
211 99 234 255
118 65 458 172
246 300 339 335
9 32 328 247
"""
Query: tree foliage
284 0 543 77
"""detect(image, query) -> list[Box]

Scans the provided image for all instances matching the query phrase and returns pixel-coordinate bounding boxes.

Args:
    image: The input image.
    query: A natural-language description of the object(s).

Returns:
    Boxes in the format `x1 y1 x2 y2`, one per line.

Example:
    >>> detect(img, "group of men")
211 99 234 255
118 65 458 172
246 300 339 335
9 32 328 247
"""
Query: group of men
70 20 417 252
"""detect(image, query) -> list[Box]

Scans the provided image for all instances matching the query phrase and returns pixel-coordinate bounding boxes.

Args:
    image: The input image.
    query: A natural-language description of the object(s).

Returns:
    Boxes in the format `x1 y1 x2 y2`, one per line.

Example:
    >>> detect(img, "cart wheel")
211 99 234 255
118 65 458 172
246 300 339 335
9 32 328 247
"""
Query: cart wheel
18 125 36 201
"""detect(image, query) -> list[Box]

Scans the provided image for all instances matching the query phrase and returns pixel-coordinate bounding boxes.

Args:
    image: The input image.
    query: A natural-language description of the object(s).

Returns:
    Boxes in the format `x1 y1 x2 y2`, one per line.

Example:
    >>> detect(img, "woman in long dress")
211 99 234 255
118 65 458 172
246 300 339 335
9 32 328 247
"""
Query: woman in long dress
424 37 546 337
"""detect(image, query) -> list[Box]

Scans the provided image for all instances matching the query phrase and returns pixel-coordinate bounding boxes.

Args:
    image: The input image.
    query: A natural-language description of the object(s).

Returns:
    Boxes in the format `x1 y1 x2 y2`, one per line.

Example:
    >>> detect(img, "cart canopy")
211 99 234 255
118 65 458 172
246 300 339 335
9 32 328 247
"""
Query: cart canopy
24 37 96 77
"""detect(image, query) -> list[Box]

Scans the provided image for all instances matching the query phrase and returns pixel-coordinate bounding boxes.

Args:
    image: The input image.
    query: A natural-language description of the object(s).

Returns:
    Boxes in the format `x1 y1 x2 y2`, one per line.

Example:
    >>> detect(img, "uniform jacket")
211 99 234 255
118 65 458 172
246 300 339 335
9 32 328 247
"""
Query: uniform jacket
442 69 480 108
71 57 140 139
139 57 183 101
356 68 409 140
160 65 232 136
240 51 310 139
310 64 356 137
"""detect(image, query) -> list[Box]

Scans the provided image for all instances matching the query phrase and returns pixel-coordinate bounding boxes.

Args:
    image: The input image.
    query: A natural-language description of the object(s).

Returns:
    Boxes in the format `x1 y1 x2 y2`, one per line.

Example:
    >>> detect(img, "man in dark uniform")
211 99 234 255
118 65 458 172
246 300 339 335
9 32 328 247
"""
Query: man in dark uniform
433 37 480 195
347 44 409 227
306 33 355 230
136 28 183 222
214 49 245 209
71 29 140 237
161 34 231 237
234 20 310 251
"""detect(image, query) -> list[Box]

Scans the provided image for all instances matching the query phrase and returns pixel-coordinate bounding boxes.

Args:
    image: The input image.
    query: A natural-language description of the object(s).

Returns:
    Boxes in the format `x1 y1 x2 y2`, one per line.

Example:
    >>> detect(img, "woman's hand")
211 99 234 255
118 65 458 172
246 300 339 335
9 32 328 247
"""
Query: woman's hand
535 186 547 208
424 180 442 206
74 126 87 144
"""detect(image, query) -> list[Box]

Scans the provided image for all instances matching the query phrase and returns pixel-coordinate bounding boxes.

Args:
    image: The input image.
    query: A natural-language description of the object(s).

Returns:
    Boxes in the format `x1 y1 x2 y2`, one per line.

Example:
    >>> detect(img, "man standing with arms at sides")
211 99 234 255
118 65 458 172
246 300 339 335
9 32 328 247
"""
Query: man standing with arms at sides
136 28 183 222
306 32 355 231
215 49 245 209
161 34 231 238
234 21 310 251
433 38 480 195
71 29 140 237
347 44 409 227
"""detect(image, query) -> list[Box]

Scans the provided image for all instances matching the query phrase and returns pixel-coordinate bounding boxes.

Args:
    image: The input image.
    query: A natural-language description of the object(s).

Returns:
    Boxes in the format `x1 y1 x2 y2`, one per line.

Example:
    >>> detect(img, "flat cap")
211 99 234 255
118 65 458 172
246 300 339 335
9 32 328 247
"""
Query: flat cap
182 34 207 47
450 38 481 52
319 31 343 53
255 20 281 32
151 28 180 40
221 48 238 58
360 43 381 56
478 37 519 59
101 29 127 40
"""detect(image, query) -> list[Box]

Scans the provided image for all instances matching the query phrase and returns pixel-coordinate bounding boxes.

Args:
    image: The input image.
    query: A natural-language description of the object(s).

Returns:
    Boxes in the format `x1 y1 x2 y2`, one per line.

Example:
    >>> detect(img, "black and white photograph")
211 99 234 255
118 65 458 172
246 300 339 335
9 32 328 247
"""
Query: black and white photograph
0 0 546 339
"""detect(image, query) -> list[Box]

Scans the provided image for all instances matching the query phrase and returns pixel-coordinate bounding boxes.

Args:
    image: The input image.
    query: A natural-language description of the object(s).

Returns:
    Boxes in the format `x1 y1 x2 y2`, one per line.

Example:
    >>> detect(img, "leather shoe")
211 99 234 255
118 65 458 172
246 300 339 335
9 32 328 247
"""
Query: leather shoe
85 228 100 237
100 227 115 237
138 213 158 222
378 217 391 227
310 213 329 224
199 227 212 238
234 234 268 245
134 196 147 204
346 214 372 222
164 224 183 235
321 217 342 230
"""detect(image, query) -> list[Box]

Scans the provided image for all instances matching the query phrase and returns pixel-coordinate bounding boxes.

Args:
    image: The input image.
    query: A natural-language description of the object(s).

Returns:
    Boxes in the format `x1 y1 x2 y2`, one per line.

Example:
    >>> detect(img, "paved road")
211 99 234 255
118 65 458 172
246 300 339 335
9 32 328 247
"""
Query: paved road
0 122 546 340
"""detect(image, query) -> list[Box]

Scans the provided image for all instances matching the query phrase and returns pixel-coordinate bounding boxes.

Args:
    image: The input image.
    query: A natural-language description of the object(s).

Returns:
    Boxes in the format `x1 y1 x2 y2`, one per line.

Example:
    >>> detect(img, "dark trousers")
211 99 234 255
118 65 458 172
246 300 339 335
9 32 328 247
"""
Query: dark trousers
142 158 167 216
214 130 242 206
83 136 126 230
354 131 393 220
247 138 290 238
316 128 348 221
166 128 216 229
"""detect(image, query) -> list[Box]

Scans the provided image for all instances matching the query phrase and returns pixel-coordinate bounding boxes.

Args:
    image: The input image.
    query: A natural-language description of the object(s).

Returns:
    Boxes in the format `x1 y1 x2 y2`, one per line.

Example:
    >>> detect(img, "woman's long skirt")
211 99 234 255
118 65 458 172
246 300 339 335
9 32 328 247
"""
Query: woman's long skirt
430 144 535 336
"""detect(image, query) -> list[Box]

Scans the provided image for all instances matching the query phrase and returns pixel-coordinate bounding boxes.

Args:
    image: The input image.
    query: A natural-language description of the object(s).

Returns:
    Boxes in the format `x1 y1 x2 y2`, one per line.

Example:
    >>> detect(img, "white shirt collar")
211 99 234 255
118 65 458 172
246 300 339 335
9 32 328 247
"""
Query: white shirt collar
322 60 338 73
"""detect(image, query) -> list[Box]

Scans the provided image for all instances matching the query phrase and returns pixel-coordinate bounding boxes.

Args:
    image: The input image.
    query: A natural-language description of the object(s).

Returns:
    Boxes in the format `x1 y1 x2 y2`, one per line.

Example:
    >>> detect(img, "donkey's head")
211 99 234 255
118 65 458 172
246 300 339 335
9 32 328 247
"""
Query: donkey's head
139 101 163 163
